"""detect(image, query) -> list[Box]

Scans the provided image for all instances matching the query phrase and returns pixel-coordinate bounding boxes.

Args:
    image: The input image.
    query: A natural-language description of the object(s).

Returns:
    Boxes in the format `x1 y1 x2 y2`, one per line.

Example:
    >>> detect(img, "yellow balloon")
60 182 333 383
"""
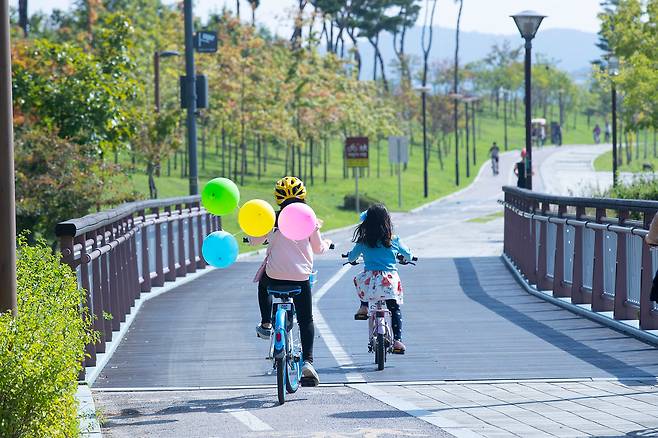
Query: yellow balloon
238 199 276 237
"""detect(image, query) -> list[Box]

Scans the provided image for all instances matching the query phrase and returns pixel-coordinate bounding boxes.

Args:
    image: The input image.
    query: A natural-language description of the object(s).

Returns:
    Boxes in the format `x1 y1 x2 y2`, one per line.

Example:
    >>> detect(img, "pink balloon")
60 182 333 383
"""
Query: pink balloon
278 203 317 241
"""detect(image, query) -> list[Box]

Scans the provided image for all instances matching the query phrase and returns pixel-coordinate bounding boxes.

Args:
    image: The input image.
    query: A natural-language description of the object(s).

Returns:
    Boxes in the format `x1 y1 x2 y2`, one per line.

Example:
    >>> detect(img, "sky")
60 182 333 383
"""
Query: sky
16 0 603 36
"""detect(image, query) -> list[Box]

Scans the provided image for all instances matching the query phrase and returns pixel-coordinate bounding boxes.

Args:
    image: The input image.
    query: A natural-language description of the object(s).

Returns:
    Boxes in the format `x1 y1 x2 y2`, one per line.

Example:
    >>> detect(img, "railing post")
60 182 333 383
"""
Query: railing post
152 207 165 286
196 201 206 269
90 230 106 354
77 234 96 367
108 221 121 331
186 202 197 273
176 203 187 277
139 209 152 292
100 226 113 342
165 205 176 281
526 199 538 284
553 204 570 297
613 210 635 320
640 212 658 329
571 206 589 304
536 202 552 290
118 218 129 320
129 213 140 305
592 208 613 312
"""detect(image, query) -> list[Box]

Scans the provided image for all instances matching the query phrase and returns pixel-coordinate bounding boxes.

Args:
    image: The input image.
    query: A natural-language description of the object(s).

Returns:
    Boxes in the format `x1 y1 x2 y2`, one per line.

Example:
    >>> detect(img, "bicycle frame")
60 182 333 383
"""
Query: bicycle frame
368 300 393 349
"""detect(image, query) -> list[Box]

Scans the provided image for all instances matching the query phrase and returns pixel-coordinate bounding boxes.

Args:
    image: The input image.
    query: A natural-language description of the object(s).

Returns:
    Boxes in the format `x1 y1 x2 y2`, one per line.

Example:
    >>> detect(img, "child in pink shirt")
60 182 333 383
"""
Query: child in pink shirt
248 177 331 385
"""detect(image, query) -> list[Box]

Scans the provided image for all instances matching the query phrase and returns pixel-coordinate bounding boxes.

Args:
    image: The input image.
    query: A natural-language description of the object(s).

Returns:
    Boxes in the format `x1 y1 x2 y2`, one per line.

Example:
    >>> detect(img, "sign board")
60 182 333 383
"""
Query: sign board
388 136 409 164
194 31 218 53
345 137 369 168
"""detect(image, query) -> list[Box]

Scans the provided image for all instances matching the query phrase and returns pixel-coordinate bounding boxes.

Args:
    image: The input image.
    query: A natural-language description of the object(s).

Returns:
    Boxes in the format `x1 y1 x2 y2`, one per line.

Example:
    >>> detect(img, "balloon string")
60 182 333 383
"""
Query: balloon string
232 230 245 237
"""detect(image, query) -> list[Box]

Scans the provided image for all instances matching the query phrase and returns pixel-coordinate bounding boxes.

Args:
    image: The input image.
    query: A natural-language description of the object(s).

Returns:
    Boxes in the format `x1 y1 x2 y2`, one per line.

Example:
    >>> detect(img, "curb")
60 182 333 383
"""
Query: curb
77 384 102 437
502 253 658 347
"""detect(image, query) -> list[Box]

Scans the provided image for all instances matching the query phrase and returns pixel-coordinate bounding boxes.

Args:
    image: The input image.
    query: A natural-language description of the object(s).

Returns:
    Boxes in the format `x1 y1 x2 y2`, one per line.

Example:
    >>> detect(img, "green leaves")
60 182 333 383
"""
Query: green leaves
0 237 97 437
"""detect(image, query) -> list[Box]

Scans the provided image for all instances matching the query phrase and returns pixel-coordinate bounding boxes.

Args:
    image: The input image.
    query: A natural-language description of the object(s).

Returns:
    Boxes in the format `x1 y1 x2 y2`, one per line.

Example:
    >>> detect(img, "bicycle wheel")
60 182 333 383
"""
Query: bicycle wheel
376 333 385 371
286 355 300 393
276 357 286 405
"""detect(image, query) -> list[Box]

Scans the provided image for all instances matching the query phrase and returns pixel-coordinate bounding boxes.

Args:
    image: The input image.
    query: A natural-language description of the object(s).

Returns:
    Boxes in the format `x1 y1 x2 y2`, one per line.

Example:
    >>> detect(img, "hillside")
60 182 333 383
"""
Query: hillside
357 26 601 80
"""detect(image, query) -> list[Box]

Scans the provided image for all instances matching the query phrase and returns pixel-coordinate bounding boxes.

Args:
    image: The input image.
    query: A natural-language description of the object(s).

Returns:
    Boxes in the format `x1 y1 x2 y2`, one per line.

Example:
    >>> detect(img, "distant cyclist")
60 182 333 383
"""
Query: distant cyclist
489 142 500 175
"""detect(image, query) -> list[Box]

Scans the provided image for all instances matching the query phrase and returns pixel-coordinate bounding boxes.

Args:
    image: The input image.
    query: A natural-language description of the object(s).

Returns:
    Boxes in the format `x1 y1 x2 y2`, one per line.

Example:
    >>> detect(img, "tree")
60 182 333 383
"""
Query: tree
249 0 259 26
392 0 421 86
453 0 464 185
134 110 181 199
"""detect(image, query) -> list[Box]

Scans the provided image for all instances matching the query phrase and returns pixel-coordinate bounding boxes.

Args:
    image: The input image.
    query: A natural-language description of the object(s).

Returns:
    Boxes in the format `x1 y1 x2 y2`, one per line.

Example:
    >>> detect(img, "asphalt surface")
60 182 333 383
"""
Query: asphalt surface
93 145 658 437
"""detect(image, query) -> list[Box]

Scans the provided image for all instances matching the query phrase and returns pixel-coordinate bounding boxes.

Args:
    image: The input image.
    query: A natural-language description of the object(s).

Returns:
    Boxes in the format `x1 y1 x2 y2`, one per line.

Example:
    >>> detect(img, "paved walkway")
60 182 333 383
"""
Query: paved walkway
93 145 658 437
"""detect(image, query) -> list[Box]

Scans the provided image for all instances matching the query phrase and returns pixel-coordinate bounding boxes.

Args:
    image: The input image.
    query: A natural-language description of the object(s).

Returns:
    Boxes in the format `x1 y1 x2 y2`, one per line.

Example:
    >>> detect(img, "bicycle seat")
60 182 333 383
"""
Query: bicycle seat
267 285 303 297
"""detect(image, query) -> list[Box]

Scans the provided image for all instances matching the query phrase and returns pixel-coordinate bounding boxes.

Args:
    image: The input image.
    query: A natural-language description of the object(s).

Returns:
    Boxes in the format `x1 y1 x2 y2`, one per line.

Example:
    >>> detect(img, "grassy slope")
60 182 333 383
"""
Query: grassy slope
594 132 658 172
116 108 594 249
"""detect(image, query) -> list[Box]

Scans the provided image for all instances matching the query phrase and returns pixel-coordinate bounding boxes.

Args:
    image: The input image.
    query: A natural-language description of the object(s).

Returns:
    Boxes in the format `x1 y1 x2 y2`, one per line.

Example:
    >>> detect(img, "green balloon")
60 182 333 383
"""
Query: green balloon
201 178 240 216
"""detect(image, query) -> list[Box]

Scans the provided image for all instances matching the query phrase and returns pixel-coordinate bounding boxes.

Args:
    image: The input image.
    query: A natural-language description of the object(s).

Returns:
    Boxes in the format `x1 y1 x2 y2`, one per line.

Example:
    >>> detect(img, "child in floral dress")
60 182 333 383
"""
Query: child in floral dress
346 204 413 353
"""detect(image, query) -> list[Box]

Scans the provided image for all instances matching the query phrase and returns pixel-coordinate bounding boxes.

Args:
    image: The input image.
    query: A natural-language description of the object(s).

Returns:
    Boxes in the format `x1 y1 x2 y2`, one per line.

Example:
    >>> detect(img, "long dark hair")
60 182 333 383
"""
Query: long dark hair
352 204 392 248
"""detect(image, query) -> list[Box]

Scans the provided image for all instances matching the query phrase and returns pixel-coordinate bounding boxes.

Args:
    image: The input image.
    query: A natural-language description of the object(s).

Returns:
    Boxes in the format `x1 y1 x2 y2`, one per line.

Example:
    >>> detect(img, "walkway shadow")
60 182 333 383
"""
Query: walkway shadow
454 257 658 382
330 410 409 419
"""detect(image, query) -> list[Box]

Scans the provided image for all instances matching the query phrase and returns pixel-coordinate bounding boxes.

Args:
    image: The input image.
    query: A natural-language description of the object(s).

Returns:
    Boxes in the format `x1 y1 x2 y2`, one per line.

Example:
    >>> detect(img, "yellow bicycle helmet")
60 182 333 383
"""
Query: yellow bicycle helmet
274 176 307 205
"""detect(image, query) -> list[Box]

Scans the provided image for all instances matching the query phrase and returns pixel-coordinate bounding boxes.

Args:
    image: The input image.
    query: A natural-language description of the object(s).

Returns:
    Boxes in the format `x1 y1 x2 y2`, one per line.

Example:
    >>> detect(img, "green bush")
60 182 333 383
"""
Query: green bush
0 237 96 437
607 176 658 201
343 193 383 211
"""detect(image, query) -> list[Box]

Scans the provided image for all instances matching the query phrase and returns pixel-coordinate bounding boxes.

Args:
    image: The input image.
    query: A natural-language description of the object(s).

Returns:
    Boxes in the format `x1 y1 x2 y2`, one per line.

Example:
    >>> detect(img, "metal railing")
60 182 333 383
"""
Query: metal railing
503 186 658 330
55 196 221 369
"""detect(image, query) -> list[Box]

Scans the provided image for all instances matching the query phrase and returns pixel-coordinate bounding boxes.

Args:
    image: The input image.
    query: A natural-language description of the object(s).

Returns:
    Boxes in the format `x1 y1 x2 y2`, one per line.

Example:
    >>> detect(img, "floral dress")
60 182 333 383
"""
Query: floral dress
354 270 404 304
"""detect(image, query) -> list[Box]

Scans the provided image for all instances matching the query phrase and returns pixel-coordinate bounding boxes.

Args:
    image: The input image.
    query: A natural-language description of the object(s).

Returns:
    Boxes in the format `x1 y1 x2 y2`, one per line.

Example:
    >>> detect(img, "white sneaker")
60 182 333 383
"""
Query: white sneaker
301 361 320 385
256 324 271 340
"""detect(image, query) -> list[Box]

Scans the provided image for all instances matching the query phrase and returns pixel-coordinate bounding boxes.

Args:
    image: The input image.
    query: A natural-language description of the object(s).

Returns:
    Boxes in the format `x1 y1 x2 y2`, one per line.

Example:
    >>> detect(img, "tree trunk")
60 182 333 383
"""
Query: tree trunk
201 122 206 171
323 137 328 183
310 137 314 185
147 162 158 199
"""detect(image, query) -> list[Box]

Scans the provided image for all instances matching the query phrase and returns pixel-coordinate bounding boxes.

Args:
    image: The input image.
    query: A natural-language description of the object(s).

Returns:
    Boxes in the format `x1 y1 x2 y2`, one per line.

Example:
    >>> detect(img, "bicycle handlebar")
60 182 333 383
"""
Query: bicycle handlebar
341 253 418 266
243 238 335 250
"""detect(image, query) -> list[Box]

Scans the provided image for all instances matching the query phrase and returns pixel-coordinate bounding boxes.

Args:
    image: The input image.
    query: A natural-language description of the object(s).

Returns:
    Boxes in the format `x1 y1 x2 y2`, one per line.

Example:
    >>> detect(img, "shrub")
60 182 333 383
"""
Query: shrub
607 175 658 201
0 236 96 437
343 193 383 211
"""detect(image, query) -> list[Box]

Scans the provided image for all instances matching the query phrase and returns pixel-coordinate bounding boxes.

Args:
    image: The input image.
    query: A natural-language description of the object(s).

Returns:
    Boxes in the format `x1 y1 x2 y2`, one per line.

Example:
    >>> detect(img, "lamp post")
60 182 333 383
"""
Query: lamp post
501 89 509 150
609 56 619 187
511 10 546 190
154 50 180 113
449 92 463 186
0 0 16 315
415 85 431 198
183 0 199 195
463 96 470 178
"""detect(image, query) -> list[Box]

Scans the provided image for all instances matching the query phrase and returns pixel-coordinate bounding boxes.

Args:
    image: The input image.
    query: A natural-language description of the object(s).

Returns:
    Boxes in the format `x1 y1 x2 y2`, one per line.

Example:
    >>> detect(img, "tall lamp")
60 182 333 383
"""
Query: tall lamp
609 56 619 187
511 10 546 190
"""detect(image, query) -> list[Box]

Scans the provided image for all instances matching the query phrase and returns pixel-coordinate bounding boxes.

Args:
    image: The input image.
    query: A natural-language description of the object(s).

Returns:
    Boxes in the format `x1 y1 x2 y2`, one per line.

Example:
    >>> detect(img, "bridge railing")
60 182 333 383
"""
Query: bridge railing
55 196 221 369
503 186 658 330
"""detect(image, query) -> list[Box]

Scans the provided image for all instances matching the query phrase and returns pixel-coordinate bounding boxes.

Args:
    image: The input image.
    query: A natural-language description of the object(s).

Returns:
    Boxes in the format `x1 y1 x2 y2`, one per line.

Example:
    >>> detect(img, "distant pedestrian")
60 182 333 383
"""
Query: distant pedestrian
605 121 612 143
593 124 601 144
489 142 500 175
514 149 527 189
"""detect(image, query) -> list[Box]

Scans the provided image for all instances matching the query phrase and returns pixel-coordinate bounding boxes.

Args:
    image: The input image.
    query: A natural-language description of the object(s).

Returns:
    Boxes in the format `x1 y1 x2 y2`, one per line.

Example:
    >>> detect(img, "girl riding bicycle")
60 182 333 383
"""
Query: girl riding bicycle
346 204 413 354
247 176 332 385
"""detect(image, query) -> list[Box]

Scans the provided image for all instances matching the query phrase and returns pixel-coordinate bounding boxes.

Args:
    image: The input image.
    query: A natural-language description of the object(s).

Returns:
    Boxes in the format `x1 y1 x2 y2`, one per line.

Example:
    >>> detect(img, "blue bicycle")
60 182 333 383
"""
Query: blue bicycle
266 271 318 405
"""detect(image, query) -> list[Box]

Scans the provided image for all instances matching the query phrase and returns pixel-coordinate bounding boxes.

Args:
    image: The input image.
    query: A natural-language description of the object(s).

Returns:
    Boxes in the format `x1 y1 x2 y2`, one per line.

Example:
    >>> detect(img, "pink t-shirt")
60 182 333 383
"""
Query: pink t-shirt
249 228 329 281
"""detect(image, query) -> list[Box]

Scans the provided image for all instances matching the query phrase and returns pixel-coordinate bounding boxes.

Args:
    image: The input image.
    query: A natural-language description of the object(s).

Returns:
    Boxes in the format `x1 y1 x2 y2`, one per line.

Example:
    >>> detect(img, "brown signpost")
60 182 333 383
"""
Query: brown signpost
345 137 369 213
0 0 16 315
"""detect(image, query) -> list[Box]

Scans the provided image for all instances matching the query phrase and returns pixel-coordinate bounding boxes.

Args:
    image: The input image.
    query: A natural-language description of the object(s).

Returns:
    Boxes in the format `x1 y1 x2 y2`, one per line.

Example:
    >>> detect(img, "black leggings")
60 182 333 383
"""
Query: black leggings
259 274 314 363
360 299 402 341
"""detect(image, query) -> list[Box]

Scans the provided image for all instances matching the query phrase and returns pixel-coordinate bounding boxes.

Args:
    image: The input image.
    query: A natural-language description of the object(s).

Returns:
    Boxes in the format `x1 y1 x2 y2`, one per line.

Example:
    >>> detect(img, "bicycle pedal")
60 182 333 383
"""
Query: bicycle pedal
300 377 319 387
392 348 405 355
354 314 368 321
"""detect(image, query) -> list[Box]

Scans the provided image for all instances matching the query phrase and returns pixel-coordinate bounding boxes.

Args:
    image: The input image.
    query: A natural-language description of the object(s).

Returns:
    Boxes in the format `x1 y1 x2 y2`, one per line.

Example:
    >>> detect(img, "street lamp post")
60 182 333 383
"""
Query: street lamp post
501 89 509 150
463 97 470 178
511 10 546 190
183 0 199 195
154 50 180 113
416 85 431 198
609 56 619 187
449 92 463 186
471 97 478 166
0 0 16 315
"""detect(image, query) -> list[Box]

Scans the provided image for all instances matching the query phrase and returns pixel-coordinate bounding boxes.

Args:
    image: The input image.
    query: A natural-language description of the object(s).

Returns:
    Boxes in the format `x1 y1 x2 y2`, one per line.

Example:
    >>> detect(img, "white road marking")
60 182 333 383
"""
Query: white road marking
350 383 484 438
226 408 273 432
313 264 364 382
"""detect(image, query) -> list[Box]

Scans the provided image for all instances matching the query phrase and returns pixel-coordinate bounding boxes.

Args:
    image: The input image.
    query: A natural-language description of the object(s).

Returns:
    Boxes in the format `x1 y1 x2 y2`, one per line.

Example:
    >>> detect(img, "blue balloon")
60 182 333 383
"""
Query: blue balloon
202 231 239 269
359 210 368 222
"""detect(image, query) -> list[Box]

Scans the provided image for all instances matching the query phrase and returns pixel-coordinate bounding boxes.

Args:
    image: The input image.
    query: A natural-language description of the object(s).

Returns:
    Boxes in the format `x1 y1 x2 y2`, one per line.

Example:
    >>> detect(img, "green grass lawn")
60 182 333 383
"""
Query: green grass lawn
594 136 658 173
114 108 596 250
